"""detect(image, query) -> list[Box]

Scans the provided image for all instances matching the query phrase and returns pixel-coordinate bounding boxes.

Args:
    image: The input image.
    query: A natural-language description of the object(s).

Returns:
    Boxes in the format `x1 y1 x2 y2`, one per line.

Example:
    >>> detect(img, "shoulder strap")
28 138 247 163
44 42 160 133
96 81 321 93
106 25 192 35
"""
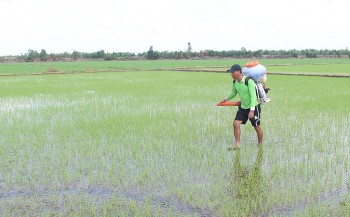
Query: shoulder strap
234 77 253 85
233 76 252 86
245 76 252 86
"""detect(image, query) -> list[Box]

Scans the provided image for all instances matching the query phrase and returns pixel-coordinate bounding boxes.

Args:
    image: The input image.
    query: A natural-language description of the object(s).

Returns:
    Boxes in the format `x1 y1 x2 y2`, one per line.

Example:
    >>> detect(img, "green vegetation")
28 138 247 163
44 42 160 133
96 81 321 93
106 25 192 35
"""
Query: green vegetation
0 60 349 216
1 48 350 62
1 58 350 75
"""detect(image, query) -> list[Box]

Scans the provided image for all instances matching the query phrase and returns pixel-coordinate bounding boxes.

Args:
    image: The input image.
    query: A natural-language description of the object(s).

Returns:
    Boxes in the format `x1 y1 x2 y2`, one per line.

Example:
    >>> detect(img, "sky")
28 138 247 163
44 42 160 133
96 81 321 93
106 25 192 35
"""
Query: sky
0 0 349 56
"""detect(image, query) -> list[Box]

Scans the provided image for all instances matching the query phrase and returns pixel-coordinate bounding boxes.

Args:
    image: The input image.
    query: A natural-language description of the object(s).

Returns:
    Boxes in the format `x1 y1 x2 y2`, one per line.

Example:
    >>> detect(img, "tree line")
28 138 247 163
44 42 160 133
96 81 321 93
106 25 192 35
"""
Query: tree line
1 47 349 62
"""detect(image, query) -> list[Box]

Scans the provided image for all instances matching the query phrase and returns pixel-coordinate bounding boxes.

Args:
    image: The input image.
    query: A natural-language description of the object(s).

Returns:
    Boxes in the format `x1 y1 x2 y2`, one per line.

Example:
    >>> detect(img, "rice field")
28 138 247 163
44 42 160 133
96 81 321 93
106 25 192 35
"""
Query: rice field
0 60 350 216
1 58 350 75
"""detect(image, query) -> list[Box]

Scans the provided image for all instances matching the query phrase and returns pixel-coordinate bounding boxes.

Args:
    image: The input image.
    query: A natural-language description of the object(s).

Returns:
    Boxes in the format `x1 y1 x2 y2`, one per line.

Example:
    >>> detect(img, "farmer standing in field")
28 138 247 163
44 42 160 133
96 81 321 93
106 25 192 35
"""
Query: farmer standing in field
218 64 263 149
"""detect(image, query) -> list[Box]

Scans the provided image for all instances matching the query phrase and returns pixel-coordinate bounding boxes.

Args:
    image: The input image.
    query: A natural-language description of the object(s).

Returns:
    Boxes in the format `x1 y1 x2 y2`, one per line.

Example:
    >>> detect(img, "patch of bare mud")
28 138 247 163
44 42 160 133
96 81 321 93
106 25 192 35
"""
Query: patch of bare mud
0 186 214 216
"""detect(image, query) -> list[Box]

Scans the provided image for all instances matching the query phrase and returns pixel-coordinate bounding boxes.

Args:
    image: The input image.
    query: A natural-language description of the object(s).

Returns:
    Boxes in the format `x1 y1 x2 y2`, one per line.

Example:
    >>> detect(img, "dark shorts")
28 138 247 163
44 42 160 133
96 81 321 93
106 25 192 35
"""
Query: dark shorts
235 105 261 127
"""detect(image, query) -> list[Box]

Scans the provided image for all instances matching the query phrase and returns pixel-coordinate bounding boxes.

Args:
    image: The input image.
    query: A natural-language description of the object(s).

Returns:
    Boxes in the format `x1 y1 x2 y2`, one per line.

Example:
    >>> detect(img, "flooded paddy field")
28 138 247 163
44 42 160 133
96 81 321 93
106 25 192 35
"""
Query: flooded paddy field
0 67 349 216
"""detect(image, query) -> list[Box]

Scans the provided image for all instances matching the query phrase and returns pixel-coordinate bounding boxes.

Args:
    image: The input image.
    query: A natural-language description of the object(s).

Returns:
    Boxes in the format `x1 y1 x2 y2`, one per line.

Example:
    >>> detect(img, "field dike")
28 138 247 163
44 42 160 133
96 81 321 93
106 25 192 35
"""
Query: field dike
0 186 214 216
1 67 350 77
157 67 350 77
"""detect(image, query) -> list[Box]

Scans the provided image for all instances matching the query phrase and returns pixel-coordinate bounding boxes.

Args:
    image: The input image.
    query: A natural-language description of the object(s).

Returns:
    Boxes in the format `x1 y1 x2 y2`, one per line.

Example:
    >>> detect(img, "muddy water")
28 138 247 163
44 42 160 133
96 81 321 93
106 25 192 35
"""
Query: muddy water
0 186 213 216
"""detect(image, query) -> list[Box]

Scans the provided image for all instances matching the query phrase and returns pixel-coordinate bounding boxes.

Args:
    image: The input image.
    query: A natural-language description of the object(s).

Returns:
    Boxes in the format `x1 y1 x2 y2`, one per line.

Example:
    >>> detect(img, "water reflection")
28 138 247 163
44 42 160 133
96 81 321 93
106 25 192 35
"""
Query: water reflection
234 147 263 198
228 147 266 214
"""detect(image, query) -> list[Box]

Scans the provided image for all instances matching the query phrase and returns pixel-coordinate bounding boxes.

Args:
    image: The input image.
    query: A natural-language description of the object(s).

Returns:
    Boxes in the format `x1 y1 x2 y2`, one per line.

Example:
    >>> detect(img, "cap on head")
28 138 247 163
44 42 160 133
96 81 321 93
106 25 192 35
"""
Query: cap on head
227 64 242 73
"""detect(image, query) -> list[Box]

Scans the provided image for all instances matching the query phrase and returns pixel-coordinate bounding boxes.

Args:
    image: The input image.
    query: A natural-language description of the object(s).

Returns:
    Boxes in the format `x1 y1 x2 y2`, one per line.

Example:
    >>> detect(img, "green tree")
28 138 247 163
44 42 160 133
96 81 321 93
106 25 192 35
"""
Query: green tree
40 49 48 61
186 42 192 59
96 50 105 58
289 49 299 58
25 49 39 62
146 46 159 60
253 49 263 58
72 51 81 60
304 49 318 58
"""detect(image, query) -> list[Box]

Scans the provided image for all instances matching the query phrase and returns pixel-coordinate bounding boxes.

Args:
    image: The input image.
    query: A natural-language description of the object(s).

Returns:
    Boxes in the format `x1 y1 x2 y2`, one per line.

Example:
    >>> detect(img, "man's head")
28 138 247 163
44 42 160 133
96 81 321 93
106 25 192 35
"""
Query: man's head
227 64 242 79
227 64 242 73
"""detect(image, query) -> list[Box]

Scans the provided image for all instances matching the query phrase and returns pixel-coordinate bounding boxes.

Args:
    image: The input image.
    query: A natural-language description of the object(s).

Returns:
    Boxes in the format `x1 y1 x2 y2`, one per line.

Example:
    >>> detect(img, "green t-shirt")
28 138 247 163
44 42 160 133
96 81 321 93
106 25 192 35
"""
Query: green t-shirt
226 76 259 109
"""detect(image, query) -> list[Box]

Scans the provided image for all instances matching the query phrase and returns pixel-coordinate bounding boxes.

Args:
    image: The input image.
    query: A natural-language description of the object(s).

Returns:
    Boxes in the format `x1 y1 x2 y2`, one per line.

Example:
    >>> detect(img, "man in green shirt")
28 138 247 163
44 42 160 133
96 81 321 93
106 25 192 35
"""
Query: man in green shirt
219 64 263 149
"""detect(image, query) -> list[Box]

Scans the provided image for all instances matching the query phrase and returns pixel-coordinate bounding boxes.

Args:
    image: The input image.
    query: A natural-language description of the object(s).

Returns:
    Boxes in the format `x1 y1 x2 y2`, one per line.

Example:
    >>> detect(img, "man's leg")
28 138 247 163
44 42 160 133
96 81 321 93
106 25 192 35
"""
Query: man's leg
233 120 243 147
254 125 263 146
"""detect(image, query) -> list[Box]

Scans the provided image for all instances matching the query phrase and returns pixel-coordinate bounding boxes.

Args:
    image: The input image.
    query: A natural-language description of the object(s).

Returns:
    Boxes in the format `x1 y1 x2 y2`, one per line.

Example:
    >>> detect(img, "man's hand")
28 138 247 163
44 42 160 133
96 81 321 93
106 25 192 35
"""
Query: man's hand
218 98 227 104
248 110 255 119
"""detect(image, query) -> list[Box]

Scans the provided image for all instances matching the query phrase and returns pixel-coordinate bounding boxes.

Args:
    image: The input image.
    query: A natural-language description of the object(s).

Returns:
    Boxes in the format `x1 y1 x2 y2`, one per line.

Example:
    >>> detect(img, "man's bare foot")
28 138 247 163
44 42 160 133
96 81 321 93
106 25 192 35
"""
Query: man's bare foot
227 144 240 151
